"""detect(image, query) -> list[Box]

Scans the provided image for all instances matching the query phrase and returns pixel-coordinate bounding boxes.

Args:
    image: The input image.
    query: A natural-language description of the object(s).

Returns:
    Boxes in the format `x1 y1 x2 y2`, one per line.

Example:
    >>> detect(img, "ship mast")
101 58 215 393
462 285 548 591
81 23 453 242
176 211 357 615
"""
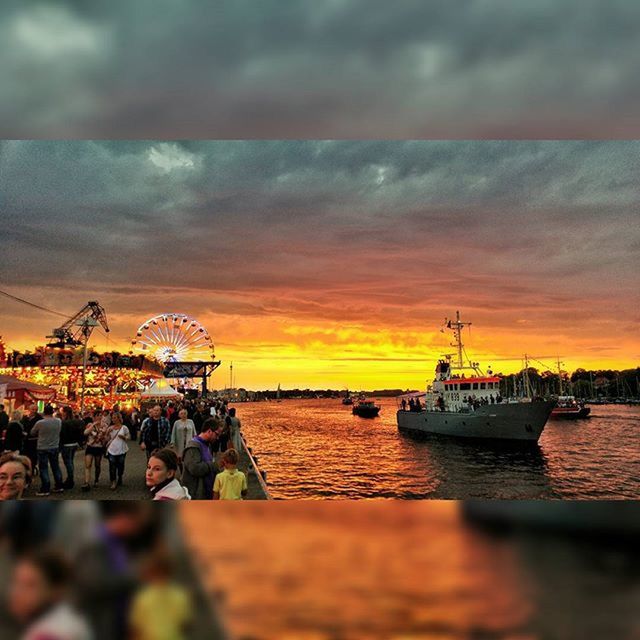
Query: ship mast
446 310 471 370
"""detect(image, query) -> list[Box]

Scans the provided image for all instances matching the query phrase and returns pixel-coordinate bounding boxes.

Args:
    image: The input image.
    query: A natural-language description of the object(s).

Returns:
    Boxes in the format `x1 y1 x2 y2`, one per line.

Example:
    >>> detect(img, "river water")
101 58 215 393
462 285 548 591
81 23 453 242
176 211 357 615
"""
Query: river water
237 399 640 499
183 502 640 640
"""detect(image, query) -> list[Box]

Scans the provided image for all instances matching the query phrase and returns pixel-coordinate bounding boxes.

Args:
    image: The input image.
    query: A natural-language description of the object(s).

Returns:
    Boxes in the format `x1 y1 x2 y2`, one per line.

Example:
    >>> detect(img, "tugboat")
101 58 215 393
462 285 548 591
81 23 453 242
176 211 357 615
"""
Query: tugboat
396 311 554 443
549 360 590 419
550 396 591 419
352 399 381 418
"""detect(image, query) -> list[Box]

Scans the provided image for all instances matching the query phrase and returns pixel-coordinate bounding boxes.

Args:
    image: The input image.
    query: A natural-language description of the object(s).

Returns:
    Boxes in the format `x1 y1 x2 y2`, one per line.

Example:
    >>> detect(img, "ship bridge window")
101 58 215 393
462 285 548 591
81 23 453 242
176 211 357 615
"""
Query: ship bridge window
488 382 494 389
480 382 486 390
472 383 478 390
460 383 471 391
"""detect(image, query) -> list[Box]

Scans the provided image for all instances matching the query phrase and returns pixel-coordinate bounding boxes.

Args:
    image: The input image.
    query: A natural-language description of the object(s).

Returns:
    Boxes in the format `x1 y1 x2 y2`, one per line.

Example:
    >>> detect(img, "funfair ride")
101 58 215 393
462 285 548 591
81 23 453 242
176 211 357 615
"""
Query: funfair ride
131 314 220 395
396 311 554 443
0 302 164 410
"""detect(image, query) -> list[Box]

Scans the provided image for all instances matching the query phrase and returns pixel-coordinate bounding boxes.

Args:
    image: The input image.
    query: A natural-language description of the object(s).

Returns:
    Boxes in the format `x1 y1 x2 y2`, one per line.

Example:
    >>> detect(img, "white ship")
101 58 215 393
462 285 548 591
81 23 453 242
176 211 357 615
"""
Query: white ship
397 311 554 443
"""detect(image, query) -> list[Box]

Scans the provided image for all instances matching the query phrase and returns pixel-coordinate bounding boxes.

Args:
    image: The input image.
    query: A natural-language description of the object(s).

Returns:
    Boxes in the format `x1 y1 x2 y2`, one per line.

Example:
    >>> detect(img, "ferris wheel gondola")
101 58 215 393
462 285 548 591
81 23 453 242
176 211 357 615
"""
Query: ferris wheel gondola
131 314 215 363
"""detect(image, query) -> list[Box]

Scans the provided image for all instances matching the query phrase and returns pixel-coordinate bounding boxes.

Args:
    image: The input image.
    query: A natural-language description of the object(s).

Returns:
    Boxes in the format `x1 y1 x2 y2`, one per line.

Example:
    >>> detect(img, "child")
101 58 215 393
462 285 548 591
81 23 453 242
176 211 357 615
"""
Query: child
129 552 191 640
213 448 247 500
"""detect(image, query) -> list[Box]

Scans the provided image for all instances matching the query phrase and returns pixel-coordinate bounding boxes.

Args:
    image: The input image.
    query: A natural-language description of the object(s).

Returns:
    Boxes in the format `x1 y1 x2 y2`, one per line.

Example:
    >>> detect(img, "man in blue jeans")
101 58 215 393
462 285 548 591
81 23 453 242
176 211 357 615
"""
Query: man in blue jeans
30 404 64 496
60 406 84 489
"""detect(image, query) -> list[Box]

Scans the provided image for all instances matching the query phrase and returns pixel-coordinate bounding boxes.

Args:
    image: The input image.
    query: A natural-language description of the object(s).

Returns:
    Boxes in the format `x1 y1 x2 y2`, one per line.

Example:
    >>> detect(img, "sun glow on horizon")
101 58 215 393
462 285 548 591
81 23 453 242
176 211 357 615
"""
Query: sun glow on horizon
2 304 637 391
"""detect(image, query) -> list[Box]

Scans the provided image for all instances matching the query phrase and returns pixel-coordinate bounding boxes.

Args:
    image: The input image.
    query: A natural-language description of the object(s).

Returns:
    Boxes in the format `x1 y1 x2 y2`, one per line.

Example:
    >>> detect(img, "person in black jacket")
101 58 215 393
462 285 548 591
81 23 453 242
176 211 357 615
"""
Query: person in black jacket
21 406 41 477
0 404 9 445
4 410 25 454
60 406 85 489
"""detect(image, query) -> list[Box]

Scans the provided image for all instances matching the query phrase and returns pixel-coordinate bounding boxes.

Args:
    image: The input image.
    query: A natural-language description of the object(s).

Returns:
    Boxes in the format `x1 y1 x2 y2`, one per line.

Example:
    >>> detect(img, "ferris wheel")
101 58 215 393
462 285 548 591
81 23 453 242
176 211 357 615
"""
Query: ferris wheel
131 314 215 363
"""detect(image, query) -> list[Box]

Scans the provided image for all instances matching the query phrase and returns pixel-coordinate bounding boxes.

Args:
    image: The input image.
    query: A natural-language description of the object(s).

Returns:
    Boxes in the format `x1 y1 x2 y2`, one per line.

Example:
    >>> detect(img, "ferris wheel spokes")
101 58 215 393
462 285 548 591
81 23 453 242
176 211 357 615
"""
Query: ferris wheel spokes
132 313 215 364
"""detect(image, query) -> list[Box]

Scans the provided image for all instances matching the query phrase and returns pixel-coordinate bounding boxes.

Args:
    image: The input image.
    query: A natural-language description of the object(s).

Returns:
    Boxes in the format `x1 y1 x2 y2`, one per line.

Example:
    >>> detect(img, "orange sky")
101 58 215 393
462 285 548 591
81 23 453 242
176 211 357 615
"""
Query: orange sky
1 142 639 389
1 285 637 391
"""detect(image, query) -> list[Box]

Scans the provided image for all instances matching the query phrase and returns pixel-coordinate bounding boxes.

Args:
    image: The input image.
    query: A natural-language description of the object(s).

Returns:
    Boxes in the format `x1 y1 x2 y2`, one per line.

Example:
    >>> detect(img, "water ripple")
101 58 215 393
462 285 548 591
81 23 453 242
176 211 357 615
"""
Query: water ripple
238 399 640 499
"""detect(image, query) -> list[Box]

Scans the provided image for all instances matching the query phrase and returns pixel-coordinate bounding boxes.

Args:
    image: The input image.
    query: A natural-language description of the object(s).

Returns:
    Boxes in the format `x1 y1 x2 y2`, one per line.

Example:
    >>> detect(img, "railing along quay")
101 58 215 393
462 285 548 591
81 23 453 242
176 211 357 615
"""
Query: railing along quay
240 433 272 500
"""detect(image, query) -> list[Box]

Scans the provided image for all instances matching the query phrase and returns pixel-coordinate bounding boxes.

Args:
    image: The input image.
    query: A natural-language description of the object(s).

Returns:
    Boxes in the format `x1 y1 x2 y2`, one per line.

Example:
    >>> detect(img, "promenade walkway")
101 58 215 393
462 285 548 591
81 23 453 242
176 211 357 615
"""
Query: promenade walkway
23 438 269 500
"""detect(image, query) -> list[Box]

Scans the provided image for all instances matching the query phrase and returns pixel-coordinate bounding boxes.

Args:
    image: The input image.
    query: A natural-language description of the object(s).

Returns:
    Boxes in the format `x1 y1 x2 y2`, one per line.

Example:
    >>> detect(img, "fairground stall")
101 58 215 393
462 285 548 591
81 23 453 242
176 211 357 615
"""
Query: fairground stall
0 344 164 410
0 374 56 414
139 377 183 411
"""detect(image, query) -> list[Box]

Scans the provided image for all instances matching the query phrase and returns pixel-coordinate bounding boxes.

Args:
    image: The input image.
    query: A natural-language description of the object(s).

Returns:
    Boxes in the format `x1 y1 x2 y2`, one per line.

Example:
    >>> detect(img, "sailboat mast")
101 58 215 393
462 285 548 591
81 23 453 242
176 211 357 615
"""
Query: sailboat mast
557 357 563 395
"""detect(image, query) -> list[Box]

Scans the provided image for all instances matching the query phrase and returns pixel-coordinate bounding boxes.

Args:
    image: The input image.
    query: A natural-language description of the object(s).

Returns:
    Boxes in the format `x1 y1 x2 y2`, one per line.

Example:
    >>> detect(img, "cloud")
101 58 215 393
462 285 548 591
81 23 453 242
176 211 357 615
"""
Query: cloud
148 143 198 174
1 140 638 383
9 4 104 58
1 1 640 137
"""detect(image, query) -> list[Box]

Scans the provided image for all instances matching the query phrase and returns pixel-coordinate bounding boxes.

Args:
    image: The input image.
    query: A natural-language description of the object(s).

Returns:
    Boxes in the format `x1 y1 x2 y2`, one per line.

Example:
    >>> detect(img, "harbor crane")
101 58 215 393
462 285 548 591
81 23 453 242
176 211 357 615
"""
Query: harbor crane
46 301 109 348
46 301 110 411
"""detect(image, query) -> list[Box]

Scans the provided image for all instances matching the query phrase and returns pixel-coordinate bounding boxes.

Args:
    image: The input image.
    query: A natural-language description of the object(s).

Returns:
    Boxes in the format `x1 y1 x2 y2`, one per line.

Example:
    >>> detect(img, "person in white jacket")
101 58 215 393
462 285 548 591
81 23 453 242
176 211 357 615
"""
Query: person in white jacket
169 409 196 471
9 549 92 640
145 448 191 500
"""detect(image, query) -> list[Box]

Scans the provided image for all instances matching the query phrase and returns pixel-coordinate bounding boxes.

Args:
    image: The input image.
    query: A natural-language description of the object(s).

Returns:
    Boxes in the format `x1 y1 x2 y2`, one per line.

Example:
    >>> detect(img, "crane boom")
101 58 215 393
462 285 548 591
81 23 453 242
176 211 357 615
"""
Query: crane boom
46 301 109 347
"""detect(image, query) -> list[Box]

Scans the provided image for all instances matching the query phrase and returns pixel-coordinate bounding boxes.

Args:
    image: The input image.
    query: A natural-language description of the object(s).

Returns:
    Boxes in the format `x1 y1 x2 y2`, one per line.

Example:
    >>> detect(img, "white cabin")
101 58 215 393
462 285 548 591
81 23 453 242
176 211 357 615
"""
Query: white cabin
425 358 502 412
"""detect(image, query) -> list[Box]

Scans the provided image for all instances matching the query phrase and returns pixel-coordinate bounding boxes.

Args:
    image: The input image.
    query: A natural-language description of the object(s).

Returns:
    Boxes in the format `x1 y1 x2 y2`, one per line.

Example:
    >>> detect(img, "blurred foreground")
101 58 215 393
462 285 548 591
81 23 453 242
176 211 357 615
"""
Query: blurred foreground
1 502 638 639
182 502 640 640
0 502 224 640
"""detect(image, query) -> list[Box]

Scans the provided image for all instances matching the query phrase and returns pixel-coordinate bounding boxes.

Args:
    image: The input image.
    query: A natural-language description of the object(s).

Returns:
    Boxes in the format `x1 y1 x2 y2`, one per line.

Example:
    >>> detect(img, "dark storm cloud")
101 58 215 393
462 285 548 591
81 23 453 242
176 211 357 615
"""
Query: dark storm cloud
1 1 640 137
1 140 638 332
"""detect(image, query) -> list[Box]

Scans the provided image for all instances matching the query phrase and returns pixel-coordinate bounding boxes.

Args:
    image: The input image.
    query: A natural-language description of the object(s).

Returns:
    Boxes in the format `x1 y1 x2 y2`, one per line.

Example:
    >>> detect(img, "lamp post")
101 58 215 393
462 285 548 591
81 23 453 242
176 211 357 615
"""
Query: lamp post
78 317 98 413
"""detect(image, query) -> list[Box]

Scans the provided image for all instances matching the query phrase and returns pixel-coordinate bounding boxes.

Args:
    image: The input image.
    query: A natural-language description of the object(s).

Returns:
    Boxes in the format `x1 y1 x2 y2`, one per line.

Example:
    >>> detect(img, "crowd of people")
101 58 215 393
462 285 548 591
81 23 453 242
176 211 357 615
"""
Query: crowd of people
399 393 505 412
0 502 205 640
0 398 248 501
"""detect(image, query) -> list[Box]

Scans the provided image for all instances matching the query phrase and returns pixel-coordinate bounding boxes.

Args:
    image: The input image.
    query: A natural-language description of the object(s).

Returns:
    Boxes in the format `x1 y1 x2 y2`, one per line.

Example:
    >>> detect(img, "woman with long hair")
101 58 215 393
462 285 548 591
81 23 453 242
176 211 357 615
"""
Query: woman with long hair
81 410 110 492
106 411 131 491
145 448 190 500
8 548 91 640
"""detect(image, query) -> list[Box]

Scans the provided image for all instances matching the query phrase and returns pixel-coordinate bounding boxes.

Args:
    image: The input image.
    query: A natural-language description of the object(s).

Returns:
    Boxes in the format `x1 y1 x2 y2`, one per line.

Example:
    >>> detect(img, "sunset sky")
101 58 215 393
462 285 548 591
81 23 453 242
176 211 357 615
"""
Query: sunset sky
1 140 638 389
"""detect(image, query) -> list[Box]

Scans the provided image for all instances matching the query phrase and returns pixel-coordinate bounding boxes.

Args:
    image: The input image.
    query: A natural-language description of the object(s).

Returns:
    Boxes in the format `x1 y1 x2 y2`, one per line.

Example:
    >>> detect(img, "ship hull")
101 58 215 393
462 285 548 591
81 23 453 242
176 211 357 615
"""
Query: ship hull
397 401 554 443
353 406 381 418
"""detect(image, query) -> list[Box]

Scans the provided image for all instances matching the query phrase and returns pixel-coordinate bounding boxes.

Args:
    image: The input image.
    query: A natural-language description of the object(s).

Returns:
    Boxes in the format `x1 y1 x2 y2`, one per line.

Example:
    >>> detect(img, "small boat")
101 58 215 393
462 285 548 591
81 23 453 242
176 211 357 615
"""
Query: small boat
550 396 591 419
352 400 381 418
342 396 354 405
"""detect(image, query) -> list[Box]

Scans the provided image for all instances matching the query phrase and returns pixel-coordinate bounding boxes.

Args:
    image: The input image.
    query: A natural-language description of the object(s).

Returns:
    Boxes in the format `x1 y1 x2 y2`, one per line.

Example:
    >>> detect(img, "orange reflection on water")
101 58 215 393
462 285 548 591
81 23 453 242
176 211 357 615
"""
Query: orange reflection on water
181 502 534 639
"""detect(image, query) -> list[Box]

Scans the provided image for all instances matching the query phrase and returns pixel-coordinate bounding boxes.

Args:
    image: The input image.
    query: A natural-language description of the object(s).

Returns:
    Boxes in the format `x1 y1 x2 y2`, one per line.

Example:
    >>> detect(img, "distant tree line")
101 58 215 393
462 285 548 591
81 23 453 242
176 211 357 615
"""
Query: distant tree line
499 367 640 399
247 368 640 400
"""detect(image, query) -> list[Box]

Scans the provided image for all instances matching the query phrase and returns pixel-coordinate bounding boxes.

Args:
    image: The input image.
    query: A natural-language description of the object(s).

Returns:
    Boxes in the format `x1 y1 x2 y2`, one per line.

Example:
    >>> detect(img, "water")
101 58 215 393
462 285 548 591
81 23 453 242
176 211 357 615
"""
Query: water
183 502 640 640
237 399 640 499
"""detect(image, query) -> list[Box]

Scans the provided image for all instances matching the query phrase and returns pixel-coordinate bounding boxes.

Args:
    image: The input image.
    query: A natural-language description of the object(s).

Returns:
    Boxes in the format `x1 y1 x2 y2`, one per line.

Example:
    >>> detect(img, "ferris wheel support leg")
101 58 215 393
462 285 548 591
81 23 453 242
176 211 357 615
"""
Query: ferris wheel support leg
202 367 208 398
